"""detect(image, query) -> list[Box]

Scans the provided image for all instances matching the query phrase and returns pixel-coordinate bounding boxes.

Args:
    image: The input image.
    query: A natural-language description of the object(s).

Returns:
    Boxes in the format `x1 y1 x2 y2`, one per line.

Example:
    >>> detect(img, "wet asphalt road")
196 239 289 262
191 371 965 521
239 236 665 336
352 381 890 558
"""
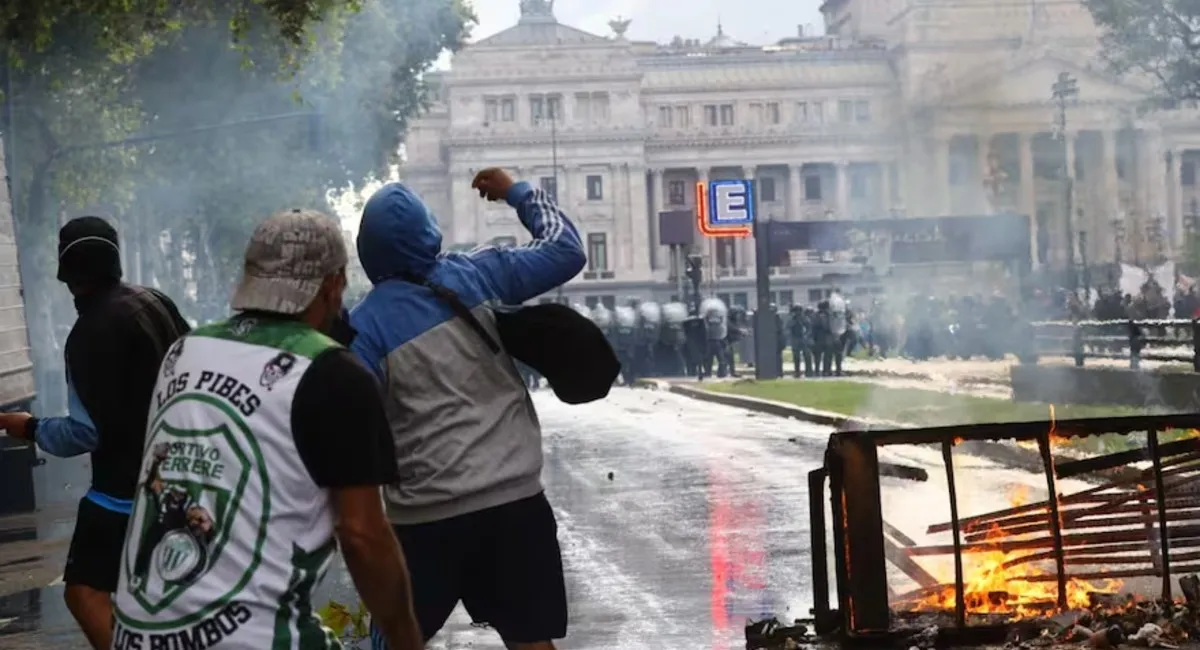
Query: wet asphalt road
0 386 1078 649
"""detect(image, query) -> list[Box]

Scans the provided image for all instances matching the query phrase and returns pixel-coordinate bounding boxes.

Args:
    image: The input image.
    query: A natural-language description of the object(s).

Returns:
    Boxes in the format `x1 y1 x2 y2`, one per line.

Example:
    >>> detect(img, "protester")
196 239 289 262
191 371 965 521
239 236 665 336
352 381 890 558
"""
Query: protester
0 216 190 650
352 168 585 649
110 209 423 650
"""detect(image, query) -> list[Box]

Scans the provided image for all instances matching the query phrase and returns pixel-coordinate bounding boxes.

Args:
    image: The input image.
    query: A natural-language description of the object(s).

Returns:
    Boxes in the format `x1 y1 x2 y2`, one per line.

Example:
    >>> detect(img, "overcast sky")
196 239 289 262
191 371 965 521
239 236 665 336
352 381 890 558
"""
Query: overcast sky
466 0 824 48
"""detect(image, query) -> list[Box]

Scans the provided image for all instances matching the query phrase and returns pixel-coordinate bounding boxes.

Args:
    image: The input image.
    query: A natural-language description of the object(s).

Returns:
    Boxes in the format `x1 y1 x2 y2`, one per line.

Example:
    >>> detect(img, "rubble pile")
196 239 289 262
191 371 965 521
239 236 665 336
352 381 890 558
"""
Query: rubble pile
901 575 1200 650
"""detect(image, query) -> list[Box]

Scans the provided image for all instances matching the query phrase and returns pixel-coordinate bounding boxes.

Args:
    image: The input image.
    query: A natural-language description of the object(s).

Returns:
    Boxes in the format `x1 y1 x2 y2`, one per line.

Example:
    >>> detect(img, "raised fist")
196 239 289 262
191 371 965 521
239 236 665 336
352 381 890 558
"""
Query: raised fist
471 168 515 202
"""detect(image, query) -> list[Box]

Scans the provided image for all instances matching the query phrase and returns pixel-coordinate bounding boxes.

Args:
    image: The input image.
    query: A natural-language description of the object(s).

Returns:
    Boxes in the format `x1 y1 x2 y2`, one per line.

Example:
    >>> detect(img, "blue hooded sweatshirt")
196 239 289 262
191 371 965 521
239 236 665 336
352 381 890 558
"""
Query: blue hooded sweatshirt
350 180 585 525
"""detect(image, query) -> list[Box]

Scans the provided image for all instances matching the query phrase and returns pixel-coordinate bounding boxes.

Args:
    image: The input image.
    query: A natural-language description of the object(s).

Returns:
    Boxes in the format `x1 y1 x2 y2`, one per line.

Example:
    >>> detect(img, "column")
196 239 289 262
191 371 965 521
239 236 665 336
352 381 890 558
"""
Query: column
450 169 476 246
1101 130 1119 262
789 164 803 220
1018 133 1037 266
613 164 631 272
1148 130 1169 250
1063 132 1077 267
1132 129 1165 259
693 168 709 253
559 164 575 209
879 161 892 215
649 169 666 270
934 138 951 216
627 164 651 277
835 161 850 219
1168 148 1183 252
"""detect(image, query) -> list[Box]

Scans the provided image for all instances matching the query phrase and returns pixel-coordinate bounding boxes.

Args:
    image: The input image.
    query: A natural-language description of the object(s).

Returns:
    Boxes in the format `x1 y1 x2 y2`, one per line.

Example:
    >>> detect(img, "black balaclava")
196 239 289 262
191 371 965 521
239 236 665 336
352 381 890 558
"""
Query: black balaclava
57 216 123 286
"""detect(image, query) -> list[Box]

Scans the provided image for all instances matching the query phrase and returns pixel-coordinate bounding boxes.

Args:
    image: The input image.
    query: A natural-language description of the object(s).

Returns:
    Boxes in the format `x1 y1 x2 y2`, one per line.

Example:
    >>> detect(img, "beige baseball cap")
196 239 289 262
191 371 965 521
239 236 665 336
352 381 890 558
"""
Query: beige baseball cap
230 209 349 315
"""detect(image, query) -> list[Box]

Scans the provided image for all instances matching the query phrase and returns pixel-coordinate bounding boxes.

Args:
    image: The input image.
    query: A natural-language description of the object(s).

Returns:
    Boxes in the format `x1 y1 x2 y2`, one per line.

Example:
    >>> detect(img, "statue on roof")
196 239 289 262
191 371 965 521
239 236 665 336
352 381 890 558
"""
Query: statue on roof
519 0 554 17
608 16 631 39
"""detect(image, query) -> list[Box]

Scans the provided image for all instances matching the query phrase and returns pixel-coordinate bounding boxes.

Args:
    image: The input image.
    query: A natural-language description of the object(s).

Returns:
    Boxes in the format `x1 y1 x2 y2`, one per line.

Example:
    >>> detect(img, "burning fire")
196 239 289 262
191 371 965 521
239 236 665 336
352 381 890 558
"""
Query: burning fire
911 485 1122 618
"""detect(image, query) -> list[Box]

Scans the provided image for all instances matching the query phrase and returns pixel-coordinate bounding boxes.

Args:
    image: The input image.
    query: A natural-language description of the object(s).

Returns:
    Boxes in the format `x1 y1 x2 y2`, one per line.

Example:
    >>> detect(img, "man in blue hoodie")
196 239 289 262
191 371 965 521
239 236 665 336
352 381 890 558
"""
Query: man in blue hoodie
353 168 586 650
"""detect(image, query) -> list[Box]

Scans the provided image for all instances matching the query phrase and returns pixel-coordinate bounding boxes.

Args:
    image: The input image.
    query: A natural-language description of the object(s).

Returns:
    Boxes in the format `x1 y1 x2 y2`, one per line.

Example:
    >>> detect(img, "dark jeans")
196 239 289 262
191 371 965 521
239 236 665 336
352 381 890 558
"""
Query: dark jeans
373 493 568 646
791 344 813 377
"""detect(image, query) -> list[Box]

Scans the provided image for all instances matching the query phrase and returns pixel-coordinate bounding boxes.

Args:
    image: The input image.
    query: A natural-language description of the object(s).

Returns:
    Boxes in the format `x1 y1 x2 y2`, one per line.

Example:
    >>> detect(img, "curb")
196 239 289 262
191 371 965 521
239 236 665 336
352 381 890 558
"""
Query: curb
635 379 1065 477
632 378 908 430
732 364 1011 387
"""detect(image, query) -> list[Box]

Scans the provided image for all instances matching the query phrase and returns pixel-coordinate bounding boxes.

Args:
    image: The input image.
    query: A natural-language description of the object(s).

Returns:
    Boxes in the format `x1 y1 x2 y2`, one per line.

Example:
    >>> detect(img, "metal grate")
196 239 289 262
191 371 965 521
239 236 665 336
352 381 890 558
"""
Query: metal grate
809 413 1200 644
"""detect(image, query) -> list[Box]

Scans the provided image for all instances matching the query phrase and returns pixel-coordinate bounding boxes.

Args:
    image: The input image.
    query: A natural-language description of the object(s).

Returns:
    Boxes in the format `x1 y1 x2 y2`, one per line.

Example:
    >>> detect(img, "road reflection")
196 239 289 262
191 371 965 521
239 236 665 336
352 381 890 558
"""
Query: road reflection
707 461 773 650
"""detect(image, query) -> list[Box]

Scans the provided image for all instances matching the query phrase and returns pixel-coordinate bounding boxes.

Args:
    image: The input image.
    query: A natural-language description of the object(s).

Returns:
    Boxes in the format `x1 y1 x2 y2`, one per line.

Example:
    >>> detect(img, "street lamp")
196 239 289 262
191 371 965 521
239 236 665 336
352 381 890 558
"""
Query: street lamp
1052 71 1079 291
1078 229 1090 295
548 98 567 304
1111 216 1126 265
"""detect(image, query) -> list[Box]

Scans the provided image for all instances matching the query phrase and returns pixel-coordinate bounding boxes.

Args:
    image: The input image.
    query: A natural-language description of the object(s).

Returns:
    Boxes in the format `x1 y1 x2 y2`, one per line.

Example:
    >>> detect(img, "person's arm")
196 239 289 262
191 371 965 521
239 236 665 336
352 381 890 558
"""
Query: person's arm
467 181 586 303
27 377 98 457
292 348 421 650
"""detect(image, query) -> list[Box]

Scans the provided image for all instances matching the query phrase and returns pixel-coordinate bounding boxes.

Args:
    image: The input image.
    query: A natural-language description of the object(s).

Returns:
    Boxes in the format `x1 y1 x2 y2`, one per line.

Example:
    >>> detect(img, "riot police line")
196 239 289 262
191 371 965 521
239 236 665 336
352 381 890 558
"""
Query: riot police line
510 289 1038 389
514 292 860 387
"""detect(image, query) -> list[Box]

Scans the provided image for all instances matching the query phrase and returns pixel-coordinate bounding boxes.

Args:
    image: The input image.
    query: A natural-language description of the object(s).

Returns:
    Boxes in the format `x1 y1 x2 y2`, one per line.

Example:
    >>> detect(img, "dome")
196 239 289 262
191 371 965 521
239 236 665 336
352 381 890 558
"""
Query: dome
705 22 747 49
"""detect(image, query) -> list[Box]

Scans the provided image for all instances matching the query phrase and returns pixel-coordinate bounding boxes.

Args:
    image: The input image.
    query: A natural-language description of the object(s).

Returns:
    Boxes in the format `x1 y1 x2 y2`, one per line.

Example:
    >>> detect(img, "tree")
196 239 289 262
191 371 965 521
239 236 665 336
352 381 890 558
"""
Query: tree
1 0 360 65
109 0 470 317
1 0 471 411
1083 0 1200 100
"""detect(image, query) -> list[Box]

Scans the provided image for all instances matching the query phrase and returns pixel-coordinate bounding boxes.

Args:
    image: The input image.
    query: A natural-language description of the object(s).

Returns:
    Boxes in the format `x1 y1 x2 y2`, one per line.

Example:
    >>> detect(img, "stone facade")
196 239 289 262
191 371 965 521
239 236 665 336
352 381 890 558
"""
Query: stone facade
401 0 1200 307
0 136 36 408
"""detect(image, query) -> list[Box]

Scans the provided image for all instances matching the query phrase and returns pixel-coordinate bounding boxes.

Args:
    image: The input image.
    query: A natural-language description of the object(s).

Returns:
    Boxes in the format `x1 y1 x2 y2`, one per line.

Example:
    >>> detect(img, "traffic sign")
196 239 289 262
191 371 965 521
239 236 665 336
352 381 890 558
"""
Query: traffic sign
695 180 753 238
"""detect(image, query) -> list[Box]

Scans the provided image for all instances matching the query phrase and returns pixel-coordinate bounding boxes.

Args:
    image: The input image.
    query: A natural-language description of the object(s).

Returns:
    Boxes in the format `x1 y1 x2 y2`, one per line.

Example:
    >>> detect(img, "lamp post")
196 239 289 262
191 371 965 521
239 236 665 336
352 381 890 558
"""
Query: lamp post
1079 229 1091 295
1186 202 1199 272
1052 72 1079 291
549 98 567 304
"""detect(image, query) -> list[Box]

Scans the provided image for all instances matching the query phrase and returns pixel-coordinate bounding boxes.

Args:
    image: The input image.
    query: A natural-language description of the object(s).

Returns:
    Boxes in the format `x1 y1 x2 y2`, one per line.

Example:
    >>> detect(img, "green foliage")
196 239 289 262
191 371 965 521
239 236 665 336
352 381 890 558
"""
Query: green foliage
111 0 471 313
1083 0 1200 100
317 599 371 642
0 0 363 68
0 0 472 407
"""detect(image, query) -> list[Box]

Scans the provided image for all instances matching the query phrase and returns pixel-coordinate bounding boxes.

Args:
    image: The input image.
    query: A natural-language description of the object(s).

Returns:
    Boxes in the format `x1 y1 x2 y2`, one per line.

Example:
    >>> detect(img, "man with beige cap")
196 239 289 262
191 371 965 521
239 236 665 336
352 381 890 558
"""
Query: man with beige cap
111 208 422 650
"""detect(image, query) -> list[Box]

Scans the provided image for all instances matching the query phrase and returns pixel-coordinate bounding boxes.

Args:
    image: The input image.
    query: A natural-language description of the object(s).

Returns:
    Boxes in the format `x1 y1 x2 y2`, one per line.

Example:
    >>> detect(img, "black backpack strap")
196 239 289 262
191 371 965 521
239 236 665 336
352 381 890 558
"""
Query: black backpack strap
395 273 501 354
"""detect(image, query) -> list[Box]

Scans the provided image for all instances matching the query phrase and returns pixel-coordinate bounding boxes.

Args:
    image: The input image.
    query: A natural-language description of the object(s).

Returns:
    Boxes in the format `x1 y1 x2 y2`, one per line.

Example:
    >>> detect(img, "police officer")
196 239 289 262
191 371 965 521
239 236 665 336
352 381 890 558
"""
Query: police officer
701 297 729 378
788 305 814 378
614 303 638 385
660 302 688 377
636 300 662 378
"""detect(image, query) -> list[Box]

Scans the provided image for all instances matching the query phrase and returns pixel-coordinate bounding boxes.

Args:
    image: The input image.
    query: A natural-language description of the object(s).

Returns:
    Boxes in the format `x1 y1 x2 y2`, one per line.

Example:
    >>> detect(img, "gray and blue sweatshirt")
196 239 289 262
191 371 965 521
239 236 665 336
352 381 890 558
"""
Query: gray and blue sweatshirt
349 181 585 524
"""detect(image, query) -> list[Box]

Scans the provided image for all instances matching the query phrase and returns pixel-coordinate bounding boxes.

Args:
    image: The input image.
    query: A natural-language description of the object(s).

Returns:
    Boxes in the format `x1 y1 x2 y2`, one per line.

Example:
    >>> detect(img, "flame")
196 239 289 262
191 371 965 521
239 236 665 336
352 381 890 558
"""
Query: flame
910 489 1123 618
1008 484 1031 507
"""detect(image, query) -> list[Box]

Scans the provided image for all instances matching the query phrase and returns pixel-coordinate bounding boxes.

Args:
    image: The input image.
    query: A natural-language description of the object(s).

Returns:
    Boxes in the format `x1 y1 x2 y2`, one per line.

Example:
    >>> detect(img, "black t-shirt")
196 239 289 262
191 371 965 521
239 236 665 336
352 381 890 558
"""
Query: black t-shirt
290 347 398 488
68 284 191 498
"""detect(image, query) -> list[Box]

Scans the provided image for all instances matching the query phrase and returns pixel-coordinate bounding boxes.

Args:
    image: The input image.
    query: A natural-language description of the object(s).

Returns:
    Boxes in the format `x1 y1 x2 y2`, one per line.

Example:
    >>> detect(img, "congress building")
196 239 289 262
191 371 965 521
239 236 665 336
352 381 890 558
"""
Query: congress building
400 0 1200 308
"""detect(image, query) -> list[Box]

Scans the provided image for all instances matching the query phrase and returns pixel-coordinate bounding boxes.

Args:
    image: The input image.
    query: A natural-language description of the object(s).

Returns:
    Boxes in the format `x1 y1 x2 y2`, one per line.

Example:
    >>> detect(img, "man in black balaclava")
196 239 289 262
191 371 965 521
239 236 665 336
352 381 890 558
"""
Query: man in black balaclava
0 216 190 650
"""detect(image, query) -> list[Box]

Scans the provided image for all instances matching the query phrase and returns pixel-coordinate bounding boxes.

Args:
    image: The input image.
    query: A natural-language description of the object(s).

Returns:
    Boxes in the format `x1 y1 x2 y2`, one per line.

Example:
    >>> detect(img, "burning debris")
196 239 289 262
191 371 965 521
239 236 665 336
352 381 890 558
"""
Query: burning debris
887 574 1200 649
810 413 1200 646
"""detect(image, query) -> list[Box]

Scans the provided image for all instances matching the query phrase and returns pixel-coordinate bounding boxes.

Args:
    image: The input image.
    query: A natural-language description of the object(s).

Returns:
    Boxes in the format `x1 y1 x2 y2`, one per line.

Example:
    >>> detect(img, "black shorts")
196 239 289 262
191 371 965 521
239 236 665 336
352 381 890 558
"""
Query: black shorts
392 492 567 644
64 497 130 593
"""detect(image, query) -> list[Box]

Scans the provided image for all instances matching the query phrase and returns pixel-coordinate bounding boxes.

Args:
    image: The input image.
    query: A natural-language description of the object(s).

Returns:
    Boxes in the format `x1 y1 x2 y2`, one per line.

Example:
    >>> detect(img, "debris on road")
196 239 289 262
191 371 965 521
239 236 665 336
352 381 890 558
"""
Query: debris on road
744 616 810 649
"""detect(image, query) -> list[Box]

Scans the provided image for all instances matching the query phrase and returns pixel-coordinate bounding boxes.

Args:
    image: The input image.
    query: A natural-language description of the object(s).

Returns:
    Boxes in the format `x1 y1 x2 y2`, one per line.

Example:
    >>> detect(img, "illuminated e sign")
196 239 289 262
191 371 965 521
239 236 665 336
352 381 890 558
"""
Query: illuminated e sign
695 179 754 238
